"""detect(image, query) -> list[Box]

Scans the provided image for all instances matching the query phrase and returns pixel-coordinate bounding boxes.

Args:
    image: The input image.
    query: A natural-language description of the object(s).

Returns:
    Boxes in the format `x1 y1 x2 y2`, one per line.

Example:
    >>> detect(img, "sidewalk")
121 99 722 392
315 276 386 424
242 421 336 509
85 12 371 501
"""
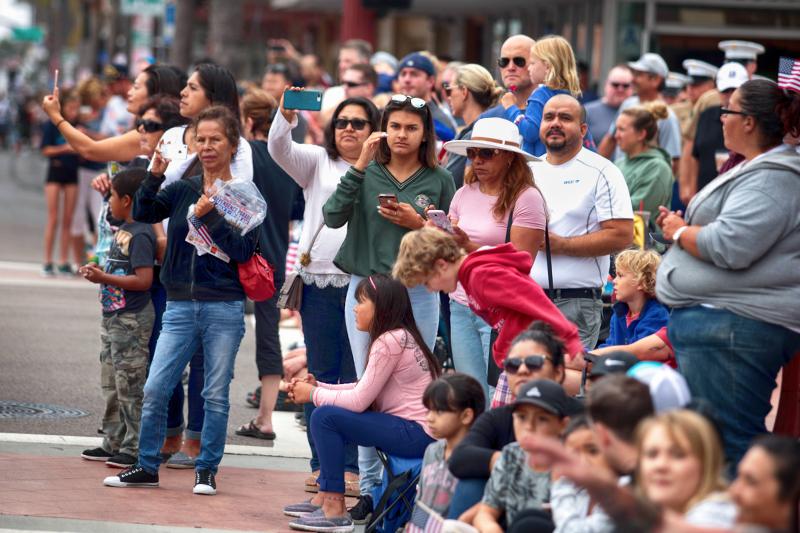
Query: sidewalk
0 433 361 533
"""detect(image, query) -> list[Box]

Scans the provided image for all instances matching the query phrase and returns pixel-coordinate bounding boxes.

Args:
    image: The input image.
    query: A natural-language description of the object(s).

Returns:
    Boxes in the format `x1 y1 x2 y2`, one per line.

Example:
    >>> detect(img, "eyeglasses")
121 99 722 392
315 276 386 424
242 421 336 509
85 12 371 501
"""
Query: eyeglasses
466 147 501 160
720 108 751 116
343 80 367 88
390 94 426 109
333 118 369 130
135 118 164 133
503 355 552 374
610 82 631 90
497 56 527 69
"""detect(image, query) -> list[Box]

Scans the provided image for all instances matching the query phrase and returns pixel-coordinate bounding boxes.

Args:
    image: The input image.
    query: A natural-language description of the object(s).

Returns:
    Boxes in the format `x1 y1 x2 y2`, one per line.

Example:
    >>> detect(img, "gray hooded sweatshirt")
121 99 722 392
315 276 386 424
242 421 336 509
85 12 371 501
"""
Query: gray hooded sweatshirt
657 146 800 333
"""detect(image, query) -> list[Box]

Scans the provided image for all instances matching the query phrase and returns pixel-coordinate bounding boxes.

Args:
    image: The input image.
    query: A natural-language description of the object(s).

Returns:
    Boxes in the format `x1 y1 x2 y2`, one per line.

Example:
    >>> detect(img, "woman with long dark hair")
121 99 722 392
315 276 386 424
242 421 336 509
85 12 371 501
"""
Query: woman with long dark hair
283 274 442 532
322 94 455 507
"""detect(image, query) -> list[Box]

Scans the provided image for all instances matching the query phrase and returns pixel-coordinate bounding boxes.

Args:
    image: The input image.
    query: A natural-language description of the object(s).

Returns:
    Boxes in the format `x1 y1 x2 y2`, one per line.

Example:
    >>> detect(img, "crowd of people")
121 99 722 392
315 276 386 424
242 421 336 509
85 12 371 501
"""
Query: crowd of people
36 32 800 533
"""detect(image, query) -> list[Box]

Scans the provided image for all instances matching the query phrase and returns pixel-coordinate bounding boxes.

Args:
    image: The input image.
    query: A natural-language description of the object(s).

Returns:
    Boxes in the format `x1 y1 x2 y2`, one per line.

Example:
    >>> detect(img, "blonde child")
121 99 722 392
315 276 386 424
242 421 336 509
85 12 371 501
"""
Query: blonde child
599 249 669 349
499 35 595 156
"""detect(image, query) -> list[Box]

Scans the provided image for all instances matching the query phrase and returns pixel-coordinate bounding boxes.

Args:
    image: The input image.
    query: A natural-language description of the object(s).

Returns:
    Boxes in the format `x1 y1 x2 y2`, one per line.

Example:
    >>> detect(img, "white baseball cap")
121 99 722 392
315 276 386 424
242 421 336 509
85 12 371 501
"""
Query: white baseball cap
716 62 749 92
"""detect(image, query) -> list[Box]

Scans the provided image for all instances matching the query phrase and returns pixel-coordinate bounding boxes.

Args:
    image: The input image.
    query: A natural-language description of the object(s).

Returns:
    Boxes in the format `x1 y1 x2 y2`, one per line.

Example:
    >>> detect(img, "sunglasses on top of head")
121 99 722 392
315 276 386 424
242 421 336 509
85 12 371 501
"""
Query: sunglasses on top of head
390 94 427 109
135 118 164 133
503 354 552 374
497 56 527 69
333 118 369 130
466 147 502 160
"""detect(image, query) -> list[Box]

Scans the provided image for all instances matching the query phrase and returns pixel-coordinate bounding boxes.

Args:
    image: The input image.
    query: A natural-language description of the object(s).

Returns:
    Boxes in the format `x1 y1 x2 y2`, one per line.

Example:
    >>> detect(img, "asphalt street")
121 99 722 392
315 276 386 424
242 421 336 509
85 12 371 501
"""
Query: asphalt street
0 147 306 450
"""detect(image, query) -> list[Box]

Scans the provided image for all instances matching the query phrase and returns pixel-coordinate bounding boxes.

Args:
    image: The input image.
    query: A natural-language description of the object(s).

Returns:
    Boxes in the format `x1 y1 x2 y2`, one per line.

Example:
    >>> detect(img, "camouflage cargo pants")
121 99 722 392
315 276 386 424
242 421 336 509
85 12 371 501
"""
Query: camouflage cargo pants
100 302 155 457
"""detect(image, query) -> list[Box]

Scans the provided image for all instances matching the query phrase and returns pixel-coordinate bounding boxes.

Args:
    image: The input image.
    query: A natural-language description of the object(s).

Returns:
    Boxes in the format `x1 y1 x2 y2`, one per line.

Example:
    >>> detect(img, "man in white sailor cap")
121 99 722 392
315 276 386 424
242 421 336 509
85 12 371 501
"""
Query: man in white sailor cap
719 40 764 76
663 72 692 105
677 59 723 205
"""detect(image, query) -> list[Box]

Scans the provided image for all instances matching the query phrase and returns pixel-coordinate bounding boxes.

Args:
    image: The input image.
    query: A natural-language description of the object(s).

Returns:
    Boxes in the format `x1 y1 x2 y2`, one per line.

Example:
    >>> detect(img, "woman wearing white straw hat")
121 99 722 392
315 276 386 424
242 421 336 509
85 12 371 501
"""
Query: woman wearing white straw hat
443 117 546 404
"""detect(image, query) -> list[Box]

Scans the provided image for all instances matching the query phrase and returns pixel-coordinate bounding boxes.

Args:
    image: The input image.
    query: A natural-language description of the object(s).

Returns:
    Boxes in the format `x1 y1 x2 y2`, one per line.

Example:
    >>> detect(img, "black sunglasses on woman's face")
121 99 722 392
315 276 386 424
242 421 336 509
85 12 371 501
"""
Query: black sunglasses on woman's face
135 118 164 133
503 354 552 374
334 118 369 130
466 147 501 160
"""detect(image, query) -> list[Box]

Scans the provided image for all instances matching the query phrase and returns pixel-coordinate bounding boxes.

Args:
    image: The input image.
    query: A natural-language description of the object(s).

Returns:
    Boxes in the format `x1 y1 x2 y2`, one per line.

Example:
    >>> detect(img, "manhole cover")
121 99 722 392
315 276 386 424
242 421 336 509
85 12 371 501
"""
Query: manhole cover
0 401 89 419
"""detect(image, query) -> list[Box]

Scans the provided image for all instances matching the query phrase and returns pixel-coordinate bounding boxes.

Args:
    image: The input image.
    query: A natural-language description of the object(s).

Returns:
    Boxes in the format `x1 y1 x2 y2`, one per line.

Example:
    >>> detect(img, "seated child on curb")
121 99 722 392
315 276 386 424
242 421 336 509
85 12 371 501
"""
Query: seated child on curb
408 373 487 529
393 227 584 400
598 249 668 349
470 379 580 533
78 167 156 468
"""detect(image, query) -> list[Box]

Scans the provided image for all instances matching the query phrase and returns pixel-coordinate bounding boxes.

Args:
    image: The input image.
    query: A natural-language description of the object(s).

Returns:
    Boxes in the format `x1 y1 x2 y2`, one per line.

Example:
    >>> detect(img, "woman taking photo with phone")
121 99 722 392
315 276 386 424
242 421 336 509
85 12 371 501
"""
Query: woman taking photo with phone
322 94 455 508
269 92 380 495
441 117 546 405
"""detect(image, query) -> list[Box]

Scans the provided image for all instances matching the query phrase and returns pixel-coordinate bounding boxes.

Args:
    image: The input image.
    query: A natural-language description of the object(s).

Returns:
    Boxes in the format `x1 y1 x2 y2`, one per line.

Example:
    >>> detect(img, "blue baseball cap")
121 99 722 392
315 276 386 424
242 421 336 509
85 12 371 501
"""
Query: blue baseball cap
398 52 435 77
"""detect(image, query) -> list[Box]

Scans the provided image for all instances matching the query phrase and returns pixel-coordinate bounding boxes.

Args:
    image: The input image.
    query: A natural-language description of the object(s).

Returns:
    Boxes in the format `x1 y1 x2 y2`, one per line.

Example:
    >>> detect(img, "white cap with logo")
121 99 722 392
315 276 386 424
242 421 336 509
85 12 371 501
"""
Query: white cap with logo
716 62 749 92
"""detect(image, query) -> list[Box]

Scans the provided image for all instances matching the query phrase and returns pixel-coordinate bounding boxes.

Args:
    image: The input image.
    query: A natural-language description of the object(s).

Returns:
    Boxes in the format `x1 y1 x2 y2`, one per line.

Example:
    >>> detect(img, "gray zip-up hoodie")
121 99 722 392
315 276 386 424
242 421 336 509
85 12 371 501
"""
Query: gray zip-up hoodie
657 147 800 333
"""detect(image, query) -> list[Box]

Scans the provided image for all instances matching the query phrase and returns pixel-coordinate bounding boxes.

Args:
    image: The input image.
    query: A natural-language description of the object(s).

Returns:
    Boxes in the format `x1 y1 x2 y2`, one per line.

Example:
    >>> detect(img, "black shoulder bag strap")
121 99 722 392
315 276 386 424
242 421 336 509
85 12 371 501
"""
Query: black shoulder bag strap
545 219 555 299
487 206 516 389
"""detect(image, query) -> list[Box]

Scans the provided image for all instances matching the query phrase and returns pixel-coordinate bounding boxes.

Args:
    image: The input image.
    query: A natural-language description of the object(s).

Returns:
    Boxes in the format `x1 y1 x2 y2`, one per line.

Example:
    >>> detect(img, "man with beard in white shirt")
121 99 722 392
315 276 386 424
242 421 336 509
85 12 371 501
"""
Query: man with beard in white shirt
529 94 633 352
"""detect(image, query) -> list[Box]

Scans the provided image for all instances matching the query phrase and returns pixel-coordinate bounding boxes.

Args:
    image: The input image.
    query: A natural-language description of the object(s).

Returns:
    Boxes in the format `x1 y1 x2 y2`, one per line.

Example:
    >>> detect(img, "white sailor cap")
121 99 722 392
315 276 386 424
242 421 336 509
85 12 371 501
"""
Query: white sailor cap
718 40 765 61
665 72 692 90
716 62 748 92
683 59 719 83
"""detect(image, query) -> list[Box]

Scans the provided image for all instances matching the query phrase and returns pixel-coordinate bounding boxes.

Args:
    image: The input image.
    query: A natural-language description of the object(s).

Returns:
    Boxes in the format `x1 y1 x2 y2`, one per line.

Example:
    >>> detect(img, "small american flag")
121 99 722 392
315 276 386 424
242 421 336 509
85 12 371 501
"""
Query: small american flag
405 501 443 533
778 57 800 93
189 214 214 247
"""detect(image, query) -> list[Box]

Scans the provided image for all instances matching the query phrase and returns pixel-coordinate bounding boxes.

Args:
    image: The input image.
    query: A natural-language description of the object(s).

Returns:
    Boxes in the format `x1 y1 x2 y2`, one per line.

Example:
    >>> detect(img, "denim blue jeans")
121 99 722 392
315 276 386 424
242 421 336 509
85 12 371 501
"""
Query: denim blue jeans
345 274 440 494
300 282 358 474
669 306 800 466
310 405 433 494
139 299 245 474
449 300 493 407
447 478 487 519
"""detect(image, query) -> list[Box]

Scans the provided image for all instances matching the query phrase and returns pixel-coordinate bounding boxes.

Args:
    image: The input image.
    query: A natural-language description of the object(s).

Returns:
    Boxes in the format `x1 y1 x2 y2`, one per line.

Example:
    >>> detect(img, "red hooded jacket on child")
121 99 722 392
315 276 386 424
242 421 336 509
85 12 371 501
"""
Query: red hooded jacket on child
458 243 584 366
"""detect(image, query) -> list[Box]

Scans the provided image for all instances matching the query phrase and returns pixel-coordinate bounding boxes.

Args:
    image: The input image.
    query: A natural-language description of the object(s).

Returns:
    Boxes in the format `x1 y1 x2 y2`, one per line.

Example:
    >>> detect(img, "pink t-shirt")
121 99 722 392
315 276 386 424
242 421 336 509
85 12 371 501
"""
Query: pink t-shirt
448 183 546 305
312 329 435 436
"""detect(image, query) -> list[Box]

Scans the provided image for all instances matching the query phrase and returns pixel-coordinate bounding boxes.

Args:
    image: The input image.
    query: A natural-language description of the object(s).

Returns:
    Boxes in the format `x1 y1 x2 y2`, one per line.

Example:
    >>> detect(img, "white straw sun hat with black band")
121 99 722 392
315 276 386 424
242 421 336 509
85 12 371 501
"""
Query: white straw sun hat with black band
443 117 540 162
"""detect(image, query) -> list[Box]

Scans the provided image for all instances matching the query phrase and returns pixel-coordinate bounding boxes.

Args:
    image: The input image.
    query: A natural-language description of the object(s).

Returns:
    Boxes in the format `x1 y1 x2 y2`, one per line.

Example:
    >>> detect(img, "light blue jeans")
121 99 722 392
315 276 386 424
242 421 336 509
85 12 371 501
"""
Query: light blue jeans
449 300 493 407
138 300 245 475
345 274 439 495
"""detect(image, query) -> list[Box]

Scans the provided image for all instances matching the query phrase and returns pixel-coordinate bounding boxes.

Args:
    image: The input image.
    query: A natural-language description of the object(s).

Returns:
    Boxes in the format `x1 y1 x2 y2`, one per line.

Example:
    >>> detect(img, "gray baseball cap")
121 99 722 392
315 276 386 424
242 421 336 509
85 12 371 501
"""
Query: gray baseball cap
628 53 669 79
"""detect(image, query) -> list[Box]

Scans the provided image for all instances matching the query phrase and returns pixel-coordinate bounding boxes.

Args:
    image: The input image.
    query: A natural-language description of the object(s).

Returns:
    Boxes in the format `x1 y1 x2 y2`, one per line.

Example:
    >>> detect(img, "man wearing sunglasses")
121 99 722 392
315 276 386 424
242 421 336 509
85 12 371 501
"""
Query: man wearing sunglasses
585 65 634 146
341 64 376 101
481 35 536 121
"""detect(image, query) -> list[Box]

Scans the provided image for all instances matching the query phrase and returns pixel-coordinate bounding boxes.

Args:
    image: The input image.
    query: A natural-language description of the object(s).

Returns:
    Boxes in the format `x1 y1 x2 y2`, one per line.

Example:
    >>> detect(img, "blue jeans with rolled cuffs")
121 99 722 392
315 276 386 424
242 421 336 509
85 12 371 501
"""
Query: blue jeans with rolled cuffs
669 306 800 467
345 274 440 495
138 299 245 474
310 406 433 494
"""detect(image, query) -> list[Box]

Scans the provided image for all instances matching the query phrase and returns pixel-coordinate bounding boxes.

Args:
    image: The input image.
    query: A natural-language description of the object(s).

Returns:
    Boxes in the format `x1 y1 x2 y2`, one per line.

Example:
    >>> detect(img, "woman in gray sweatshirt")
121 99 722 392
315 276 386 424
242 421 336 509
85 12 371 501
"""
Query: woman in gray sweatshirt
655 79 800 468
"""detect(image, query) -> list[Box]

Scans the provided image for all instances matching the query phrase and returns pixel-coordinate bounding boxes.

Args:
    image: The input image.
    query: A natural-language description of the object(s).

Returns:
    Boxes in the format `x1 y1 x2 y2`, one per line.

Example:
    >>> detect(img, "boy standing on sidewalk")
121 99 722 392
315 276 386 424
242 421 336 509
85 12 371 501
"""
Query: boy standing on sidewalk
79 168 155 468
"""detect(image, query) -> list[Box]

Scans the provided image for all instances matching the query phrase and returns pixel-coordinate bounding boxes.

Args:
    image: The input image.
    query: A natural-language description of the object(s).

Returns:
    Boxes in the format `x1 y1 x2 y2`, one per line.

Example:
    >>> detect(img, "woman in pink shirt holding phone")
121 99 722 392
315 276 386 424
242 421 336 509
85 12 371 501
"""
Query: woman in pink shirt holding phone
442 117 547 405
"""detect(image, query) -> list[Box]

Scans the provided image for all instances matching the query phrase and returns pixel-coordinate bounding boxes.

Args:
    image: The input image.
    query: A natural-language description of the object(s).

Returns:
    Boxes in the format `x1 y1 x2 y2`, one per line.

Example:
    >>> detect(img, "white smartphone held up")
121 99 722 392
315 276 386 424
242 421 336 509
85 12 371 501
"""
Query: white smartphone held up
161 141 188 161
427 209 454 233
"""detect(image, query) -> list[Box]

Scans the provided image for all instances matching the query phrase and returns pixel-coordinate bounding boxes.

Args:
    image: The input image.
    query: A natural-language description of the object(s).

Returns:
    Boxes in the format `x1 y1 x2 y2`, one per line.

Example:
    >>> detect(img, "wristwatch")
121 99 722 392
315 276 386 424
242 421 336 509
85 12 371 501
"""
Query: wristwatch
672 226 689 247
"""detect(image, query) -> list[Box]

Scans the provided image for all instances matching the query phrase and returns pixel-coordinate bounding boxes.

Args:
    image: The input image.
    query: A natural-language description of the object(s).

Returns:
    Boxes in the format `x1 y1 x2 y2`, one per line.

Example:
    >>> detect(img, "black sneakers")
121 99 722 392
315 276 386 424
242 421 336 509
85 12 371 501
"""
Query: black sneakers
106 452 137 468
193 469 216 495
347 494 373 525
103 465 159 487
81 447 114 461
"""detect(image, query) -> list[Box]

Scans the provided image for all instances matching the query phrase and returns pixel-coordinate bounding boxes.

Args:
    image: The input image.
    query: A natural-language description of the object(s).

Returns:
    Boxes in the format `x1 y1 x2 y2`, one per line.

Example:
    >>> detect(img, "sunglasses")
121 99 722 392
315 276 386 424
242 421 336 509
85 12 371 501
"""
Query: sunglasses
334 118 369 130
503 355 552 374
343 80 367 88
466 147 501 160
497 56 527 69
610 82 631 89
135 118 164 133
443 83 453 97
390 94 427 109
720 107 751 117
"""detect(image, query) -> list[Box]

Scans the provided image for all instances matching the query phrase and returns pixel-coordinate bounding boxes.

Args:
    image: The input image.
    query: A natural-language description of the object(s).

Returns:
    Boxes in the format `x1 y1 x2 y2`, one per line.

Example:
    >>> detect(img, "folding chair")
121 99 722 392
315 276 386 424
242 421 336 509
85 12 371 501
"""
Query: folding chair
366 450 423 533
